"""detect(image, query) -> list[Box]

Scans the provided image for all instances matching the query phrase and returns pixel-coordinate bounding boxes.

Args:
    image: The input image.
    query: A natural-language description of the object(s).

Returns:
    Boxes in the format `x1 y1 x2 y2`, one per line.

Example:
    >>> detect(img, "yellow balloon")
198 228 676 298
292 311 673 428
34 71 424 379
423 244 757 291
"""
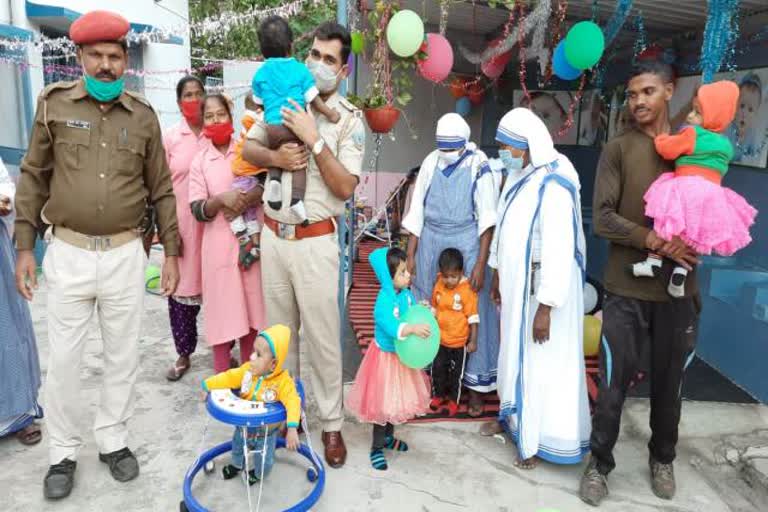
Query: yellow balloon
583 315 602 357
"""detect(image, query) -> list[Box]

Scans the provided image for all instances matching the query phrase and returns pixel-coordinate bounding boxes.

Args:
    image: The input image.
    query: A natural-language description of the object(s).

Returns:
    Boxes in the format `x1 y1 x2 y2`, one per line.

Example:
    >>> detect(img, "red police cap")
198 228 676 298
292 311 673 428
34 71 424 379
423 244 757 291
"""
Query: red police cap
69 10 130 45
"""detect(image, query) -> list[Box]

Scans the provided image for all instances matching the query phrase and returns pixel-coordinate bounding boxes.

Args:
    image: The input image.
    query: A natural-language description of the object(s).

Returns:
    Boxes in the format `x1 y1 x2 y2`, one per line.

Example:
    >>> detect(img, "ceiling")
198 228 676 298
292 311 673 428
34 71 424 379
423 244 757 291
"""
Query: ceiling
365 0 768 47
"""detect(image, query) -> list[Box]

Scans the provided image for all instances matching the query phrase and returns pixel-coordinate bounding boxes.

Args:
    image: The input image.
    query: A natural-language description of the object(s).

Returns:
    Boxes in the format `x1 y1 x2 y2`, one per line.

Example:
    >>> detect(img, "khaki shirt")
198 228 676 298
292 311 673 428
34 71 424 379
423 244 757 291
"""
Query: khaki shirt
247 92 365 224
15 80 179 255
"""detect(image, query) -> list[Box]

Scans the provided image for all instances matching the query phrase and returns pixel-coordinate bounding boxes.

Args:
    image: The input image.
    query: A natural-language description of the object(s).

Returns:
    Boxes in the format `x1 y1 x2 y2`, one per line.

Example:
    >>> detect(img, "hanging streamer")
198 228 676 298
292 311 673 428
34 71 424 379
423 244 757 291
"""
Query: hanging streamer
0 0 331 54
459 0 551 65
602 0 633 47
699 0 740 82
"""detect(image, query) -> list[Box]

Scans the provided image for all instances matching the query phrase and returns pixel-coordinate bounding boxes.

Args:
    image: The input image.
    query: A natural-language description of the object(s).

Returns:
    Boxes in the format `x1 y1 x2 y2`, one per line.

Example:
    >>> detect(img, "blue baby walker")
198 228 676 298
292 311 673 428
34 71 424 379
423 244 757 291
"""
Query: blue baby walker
181 380 325 512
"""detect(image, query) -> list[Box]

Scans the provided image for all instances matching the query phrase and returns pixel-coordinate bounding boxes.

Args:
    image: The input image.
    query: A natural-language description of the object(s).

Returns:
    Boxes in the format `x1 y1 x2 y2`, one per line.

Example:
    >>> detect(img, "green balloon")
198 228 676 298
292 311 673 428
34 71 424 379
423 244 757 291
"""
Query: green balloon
395 305 440 369
145 264 161 290
351 31 364 55
386 9 425 58
564 21 605 70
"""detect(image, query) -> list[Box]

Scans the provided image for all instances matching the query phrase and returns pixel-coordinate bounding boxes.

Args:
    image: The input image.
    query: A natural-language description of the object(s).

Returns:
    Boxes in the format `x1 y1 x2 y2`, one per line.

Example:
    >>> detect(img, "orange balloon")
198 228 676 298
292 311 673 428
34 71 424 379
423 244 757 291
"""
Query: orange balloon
468 82 485 105
450 77 466 98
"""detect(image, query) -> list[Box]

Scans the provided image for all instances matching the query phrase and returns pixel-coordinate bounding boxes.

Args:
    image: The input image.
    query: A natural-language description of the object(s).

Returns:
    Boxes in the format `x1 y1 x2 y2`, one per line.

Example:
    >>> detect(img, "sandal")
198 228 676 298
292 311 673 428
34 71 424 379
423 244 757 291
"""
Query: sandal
165 359 190 381
16 423 42 445
467 391 485 418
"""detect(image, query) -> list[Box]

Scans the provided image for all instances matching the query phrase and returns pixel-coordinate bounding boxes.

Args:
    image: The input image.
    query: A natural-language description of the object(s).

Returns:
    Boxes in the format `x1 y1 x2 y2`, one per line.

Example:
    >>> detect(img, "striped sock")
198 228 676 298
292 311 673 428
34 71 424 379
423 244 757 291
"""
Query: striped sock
370 448 388 470
384 436 409 452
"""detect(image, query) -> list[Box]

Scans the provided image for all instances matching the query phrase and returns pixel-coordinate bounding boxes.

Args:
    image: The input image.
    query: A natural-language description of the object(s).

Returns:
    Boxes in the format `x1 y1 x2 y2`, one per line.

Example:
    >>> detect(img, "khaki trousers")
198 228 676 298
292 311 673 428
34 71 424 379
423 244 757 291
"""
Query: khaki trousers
261 226 343 432
42 237 146 464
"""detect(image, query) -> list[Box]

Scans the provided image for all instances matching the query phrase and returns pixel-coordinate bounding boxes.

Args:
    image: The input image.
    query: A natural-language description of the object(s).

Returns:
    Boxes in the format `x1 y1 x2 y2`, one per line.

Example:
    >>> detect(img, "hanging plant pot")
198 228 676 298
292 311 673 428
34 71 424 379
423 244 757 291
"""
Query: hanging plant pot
364 106 401 133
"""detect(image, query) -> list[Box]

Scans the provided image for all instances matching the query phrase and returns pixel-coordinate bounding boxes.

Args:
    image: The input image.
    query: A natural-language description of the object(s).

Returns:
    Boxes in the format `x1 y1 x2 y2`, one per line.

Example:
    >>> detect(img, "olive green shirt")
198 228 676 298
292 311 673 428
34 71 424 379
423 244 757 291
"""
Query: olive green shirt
593 126 698 302
15 80 179 255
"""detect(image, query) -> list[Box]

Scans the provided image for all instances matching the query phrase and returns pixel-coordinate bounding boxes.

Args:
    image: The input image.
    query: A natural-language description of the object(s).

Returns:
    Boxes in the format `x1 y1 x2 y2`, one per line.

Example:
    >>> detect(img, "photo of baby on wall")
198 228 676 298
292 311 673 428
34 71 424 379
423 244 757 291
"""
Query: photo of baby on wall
607 85 630 141
578 90 609 147
670 69 768 168
513 90 578 145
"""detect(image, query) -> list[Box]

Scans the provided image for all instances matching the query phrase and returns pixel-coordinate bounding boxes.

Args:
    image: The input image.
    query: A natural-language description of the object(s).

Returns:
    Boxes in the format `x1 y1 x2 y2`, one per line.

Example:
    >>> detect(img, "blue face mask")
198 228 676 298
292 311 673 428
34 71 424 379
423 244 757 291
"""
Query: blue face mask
84 74 125 102
499 149 525 173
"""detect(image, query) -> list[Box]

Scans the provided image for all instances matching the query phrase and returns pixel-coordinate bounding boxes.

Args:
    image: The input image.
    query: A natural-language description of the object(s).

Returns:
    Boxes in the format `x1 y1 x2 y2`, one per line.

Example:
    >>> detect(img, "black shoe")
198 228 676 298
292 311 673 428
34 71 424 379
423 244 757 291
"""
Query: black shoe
44 459 76 500
99 447 139 482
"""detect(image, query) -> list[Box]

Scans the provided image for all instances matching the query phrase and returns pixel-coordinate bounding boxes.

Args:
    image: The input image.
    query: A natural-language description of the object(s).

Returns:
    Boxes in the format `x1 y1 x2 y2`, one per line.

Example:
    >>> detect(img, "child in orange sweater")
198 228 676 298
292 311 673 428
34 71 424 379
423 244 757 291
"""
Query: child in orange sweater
230 94 266 270
429 248 479 416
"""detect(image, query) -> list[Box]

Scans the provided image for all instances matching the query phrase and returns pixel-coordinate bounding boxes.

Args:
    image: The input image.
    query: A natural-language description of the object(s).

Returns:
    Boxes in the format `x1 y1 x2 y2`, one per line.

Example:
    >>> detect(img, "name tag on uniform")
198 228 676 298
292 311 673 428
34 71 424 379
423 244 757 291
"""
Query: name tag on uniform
66 120 91 130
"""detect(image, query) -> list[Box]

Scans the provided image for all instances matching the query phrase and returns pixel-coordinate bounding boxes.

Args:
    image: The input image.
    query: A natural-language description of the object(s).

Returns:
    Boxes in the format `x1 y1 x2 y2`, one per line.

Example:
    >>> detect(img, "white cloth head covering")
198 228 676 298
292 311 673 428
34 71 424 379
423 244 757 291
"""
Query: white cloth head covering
495 108 559 168
436 113 471 150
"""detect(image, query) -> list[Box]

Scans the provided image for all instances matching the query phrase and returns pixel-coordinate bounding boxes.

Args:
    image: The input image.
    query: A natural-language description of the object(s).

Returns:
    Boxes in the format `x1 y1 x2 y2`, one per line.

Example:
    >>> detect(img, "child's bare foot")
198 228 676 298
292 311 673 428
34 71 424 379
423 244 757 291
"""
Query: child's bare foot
514 457 538 470
327 108 341 124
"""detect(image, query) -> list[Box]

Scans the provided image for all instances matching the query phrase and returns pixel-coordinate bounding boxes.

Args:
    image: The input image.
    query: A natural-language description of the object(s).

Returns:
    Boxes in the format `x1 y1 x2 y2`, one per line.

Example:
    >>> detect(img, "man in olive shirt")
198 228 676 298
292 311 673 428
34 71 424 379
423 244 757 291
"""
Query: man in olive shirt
14 11 179 500
579 61 701 506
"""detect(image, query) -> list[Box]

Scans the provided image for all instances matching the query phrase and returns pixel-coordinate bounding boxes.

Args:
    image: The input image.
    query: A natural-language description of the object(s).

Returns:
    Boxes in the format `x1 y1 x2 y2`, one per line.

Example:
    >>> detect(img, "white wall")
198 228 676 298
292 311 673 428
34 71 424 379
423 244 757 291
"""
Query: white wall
15 0 190 29
144 42 193 129
223 61 262 126
4 0 191 130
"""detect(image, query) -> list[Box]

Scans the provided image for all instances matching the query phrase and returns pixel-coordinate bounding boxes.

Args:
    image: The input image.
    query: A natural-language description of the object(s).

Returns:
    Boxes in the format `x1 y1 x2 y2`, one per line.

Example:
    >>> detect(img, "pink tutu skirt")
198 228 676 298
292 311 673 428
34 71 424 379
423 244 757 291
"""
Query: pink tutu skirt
346 342 431 425
644 173 757 256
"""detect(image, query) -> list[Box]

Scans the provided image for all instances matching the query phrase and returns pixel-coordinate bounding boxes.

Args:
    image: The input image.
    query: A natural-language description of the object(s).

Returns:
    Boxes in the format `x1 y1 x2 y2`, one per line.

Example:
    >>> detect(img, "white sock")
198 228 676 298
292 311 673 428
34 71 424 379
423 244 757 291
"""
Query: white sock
266 179 282 205
245 220 261 237
290 200 307 221
668 267 688 298
230 216 247 236
632 254 662 278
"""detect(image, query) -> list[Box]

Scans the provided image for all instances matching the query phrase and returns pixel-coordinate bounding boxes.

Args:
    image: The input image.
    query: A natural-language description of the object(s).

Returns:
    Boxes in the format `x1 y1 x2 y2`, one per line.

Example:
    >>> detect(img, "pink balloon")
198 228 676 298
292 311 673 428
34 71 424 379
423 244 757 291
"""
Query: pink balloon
481 37 511 79
418 33 454 83
594 310 603 321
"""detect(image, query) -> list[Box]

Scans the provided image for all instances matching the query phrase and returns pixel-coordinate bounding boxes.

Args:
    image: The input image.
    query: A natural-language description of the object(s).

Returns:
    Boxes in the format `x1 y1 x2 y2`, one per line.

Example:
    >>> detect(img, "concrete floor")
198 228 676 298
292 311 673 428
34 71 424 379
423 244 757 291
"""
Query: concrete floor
2 278 768 512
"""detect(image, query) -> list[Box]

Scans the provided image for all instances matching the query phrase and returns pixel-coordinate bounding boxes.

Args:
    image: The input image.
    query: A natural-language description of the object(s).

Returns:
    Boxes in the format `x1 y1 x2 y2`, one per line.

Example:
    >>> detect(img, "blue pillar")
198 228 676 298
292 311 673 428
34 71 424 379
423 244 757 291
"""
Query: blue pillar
336 0 351 351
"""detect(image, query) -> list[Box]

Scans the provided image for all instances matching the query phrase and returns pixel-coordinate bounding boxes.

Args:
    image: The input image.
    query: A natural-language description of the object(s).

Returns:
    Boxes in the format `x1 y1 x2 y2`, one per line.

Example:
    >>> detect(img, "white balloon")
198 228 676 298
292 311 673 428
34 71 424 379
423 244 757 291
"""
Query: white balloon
584 282 598 313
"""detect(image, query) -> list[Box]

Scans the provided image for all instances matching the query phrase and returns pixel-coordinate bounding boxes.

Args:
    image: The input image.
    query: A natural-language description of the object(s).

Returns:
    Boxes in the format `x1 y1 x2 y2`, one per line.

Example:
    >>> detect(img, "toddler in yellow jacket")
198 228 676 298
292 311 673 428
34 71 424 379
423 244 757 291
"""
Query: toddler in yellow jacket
202 324 300 484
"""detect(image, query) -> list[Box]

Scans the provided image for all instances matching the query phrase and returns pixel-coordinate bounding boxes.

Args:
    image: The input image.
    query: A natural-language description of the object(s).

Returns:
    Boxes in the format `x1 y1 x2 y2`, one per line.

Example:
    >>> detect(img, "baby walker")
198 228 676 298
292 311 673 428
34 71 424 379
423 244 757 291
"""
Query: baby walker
181 380 325 512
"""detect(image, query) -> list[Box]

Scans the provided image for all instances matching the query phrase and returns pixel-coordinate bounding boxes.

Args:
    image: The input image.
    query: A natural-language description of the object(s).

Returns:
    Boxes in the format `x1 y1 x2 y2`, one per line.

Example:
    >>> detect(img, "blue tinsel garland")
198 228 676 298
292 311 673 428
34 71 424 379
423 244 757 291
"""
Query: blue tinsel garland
602 0 633 47
700 0 740 83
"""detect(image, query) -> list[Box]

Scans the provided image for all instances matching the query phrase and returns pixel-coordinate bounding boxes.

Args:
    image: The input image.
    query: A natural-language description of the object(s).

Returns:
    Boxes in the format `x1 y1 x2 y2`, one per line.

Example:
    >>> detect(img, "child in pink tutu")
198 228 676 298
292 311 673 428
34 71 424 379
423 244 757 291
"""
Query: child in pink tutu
632 80 758 297
346 247 432 471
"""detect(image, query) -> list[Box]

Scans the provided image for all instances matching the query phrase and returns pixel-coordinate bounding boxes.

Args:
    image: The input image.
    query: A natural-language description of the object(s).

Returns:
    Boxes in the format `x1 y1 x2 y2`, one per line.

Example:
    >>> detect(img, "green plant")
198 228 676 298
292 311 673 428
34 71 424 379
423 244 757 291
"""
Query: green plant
189 0 335 78
353 0 417 110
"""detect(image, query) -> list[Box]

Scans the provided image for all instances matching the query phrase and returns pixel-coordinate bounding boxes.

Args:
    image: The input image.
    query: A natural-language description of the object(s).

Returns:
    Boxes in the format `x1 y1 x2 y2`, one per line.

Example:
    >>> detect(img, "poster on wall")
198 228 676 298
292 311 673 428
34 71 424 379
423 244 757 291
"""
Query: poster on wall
512 90 579 145
669 69 768 168
606 85 630 140
578 90 609 147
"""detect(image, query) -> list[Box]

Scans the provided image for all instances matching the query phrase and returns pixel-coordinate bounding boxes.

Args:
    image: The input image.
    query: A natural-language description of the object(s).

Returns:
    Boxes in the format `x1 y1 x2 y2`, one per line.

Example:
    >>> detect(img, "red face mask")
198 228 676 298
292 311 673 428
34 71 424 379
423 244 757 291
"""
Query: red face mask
203 122 234 145
180 99 202 125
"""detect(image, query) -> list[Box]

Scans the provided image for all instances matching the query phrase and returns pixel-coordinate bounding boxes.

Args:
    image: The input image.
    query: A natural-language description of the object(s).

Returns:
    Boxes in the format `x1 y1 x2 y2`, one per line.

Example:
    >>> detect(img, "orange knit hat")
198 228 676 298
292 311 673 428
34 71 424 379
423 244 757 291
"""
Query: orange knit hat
696 80 740 133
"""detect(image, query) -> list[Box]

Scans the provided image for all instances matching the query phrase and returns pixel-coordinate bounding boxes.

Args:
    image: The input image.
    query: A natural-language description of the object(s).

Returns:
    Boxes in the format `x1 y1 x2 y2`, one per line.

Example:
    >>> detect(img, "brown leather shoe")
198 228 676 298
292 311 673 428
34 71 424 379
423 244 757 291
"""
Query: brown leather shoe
322 431 347 468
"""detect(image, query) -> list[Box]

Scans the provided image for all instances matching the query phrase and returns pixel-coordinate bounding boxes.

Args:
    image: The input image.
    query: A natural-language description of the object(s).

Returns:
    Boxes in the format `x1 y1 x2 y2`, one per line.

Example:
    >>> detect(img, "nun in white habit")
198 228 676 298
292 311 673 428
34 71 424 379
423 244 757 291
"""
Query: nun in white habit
489 108 590 468
403 113 500 415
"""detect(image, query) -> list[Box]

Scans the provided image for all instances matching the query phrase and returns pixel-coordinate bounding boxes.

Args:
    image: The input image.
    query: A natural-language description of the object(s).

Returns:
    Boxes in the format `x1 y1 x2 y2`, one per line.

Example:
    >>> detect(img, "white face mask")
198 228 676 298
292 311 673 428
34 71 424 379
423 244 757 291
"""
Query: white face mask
438 149 462 166
306 58 341 93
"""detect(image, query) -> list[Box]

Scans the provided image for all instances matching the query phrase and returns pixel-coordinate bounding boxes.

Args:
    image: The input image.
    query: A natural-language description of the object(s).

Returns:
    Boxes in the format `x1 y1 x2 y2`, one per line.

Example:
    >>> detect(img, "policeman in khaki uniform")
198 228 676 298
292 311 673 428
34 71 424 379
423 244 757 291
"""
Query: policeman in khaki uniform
14 11 179 500
242 22 364 469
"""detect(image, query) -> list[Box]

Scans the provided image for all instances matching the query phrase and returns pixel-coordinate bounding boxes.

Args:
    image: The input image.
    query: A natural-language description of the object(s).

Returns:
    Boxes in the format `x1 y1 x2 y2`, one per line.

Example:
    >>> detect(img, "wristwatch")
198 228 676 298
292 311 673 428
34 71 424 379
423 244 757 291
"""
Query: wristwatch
311 138 326 156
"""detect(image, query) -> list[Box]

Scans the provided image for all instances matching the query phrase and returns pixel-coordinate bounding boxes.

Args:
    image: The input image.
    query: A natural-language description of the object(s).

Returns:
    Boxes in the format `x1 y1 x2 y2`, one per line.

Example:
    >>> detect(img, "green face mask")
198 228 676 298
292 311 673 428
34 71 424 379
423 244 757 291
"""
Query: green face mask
84 74 125 102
